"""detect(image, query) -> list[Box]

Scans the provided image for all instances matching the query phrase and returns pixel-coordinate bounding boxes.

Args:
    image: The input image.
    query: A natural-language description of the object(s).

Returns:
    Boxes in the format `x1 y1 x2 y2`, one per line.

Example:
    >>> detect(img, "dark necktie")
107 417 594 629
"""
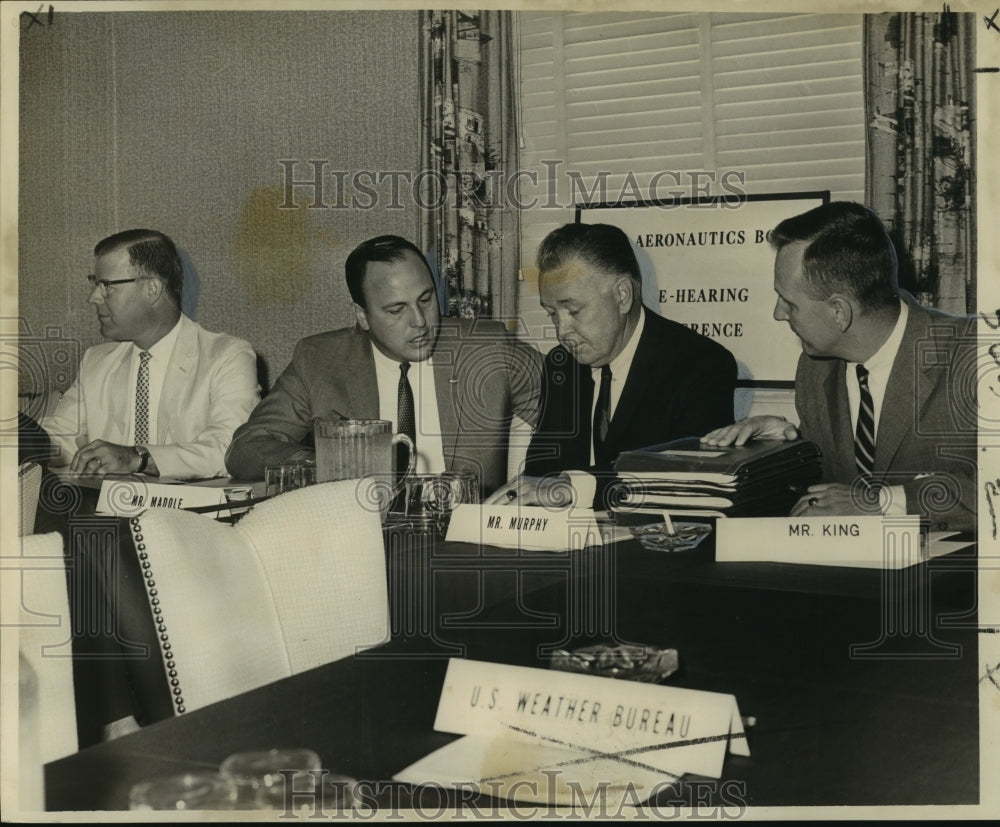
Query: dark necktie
854 364 875 479
593 364 612 460
134 350 151 445
397 361 416 447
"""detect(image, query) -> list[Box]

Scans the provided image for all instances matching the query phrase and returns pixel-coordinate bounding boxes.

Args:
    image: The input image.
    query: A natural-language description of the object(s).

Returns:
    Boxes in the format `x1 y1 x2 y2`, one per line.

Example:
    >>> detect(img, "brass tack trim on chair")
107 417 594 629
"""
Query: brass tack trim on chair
131 517 187 715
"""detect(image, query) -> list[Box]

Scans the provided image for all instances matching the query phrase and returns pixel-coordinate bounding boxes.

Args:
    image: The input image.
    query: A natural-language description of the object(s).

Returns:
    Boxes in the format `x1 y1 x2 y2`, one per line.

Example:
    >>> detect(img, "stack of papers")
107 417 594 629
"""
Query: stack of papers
612 437 822 518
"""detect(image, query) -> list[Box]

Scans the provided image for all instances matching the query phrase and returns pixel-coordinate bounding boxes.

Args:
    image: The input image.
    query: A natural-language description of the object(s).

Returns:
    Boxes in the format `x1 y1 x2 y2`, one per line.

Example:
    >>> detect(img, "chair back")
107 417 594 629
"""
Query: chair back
129 480 389 715
18 532 78 764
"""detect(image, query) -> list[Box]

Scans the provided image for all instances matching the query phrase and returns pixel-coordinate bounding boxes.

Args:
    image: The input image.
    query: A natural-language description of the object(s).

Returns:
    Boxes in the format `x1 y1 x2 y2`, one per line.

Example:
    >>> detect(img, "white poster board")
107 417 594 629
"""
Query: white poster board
579 192 829 385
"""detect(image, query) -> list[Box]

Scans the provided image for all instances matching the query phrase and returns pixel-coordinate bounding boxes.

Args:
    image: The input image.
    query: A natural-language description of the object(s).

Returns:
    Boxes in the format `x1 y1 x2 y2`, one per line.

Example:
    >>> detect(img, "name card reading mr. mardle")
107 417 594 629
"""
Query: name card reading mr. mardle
96 479 226 517
434 658 748 780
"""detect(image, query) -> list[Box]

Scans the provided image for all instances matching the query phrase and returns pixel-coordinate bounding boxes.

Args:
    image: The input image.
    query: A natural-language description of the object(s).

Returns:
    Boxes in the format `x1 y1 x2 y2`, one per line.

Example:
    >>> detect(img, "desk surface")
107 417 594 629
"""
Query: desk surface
43 513 979 812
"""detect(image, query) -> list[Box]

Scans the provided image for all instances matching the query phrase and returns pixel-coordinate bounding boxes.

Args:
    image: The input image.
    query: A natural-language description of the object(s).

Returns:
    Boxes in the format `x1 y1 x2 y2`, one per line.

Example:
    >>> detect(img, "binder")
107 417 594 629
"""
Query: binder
612 437 823 518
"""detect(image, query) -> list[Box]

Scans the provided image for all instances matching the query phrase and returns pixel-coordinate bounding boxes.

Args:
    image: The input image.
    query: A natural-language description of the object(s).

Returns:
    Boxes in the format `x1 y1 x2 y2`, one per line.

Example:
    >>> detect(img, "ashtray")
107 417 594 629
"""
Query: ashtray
550 644 679 683
629 521 712 552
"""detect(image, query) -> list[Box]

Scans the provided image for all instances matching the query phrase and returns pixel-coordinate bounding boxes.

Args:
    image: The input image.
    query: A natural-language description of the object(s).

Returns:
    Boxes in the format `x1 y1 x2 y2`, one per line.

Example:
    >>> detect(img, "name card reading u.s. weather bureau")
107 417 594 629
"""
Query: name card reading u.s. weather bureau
95 479 226 517
445 504 602 551
716 515 924 569
433 658 748 780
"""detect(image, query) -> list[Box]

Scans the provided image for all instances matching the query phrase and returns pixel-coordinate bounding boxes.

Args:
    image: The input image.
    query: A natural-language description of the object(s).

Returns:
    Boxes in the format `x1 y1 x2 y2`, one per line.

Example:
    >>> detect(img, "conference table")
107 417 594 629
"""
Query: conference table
38 473 980 813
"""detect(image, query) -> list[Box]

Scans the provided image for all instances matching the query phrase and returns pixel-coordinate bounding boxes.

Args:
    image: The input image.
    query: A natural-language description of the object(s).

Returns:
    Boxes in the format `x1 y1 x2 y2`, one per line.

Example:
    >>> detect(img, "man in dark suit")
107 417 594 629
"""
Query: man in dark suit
703 202 976 532
491 223 737 507
225 235 542 497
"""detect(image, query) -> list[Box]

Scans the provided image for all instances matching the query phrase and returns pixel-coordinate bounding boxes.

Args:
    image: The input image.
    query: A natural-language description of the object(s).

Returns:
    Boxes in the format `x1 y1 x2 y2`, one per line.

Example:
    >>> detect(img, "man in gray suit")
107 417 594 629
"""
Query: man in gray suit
226 235 542 497
703 202 976 531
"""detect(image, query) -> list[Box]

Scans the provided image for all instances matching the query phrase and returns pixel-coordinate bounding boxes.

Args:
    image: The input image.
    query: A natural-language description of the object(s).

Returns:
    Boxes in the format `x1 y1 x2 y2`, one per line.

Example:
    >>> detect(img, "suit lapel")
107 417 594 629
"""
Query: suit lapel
431 320 460 469
341 330 379 418
825 361 855 479
604 308 658 453
108 345 134 441
574 357 596 466
876 304 926 470
157 316 196 441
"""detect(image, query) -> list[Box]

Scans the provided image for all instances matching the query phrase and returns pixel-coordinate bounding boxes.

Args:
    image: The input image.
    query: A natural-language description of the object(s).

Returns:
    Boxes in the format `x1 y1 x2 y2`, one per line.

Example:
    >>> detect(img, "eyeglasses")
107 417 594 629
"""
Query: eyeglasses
86 275 147 295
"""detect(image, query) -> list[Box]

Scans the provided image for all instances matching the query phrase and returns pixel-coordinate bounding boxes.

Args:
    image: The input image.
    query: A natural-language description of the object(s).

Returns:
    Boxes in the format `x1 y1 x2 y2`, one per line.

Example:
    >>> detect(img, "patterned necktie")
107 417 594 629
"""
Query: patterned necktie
593 364 612 459
134 350 151 445
397 361 416 447
854 364 875 478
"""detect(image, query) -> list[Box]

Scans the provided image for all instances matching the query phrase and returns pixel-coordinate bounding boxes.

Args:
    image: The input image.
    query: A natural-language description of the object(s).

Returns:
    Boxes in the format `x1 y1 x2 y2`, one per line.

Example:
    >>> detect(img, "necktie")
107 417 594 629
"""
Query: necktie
134 350 151 445
397 362 416 447
593 364 612 460
854 364 875 479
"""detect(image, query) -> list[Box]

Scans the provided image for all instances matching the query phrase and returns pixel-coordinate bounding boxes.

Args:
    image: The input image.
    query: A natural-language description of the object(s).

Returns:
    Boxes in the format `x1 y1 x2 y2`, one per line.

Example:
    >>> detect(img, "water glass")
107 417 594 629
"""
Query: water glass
255 770 360 813
387 470 478 531
223 486 255 522
220 748 321 810
264 460 316 497
128 771 237 810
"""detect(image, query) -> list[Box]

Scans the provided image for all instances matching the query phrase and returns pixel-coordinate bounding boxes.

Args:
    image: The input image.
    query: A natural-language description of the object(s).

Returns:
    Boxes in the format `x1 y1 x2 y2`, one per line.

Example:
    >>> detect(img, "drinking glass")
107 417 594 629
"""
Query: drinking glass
264 459 317 497
220 748 322 810
387 470 478 532
255 769 360 813
128 771 237 810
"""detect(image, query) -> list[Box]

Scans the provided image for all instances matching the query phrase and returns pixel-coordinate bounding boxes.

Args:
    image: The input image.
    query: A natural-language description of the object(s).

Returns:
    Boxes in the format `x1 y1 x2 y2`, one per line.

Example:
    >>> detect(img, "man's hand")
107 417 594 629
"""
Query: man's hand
70 440 141 475
789 482 881 517
484 474 574 508
701 415 800 447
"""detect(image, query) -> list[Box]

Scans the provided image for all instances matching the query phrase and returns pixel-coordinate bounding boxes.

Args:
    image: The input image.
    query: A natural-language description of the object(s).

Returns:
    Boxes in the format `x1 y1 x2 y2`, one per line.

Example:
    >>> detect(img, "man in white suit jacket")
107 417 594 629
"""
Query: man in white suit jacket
43 230 259 479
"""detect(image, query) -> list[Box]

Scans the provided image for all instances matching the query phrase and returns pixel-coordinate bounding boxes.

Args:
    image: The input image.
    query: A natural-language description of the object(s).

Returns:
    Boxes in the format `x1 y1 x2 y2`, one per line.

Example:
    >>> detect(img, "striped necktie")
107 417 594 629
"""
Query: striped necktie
134 350 151 445
854 364 875 478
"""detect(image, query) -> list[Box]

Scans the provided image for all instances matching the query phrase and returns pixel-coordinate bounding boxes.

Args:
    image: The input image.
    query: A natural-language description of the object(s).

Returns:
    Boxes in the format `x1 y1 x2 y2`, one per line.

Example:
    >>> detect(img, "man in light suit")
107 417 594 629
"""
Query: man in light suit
703 202 976 532
43 229 259 479
225 235 542 497
490 223 737 508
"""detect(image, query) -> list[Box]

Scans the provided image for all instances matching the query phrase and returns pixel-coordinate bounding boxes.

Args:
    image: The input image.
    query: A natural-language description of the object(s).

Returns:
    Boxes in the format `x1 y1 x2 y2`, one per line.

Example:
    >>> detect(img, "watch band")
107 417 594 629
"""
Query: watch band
135 445 150 474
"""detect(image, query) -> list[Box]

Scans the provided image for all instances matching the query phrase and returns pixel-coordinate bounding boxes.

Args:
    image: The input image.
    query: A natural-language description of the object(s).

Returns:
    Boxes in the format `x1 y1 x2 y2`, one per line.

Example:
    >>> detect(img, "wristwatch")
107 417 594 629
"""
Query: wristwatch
135 445 151 474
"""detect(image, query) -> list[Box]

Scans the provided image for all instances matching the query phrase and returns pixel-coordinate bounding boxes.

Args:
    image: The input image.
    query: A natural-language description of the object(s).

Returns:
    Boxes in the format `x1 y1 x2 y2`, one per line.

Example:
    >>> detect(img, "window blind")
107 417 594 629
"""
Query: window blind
517 10 865 320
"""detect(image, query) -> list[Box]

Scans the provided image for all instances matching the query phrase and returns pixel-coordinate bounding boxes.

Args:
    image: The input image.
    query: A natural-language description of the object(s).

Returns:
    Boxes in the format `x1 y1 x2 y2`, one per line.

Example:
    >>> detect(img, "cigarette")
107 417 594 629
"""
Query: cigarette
662 511 675 536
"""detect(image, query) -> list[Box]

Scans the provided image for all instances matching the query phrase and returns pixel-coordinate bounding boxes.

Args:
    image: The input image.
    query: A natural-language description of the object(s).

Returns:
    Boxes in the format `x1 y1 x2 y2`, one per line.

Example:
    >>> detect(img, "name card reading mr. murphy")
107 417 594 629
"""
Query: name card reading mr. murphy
434 658 748 780
446 505 601 551
96 479 226 517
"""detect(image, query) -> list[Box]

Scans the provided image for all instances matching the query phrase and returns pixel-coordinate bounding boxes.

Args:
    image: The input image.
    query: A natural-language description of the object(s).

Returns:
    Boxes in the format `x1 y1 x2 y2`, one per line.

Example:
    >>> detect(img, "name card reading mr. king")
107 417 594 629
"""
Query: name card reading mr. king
716 516 925 569
435 659 748 780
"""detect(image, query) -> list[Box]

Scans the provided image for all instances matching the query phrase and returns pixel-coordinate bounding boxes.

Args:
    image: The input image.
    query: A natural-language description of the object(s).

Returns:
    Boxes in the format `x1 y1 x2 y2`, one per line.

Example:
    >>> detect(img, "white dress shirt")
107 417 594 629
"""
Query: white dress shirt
371 347 446 474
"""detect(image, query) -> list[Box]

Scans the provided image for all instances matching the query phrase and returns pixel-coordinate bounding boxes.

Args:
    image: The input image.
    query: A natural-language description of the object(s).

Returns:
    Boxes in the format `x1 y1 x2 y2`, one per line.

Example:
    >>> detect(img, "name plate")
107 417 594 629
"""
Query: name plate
445 505 601 551
96 479 226 517
716 515 924 569
434 658 748 779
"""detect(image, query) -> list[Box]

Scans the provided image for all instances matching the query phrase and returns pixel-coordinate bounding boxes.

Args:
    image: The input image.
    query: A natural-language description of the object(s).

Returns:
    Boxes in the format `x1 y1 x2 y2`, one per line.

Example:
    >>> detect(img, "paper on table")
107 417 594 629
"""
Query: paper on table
926 531 974 558
393 732 676 808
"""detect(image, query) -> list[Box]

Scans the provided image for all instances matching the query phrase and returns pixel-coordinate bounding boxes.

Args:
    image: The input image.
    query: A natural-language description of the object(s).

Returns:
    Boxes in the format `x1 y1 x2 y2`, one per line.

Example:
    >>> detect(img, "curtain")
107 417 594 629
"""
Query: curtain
864 12 976 315
418 10 520 321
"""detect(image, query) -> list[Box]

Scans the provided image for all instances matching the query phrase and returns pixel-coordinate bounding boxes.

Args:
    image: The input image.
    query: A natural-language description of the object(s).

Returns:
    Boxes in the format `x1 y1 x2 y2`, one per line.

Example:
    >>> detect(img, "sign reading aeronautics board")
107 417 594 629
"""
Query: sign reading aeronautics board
578 191 830 385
